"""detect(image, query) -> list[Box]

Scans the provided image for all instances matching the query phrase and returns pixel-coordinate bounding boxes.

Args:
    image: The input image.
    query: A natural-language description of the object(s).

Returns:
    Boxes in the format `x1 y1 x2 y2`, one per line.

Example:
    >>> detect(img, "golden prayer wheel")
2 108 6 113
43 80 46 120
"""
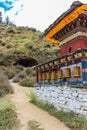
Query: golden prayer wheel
51 70 57 81
64 68 71 78
38 72 42 81
42 72 46 81
46 71 51 81
73 66 80 77
57 70 63 79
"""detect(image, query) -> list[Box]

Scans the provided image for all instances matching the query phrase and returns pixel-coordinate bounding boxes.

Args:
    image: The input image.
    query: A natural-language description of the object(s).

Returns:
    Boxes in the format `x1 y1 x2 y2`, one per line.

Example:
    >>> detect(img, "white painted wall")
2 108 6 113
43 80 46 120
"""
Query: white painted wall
35 85 87 115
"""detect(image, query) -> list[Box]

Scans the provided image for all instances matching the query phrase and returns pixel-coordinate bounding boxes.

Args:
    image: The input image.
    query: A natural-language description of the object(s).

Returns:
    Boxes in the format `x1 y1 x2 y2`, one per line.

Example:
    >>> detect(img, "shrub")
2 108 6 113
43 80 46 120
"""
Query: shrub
19 78 35 87
18 74 25 79
15 66 24 73
0 96 19 130
25 68 36 77
44 43 51 48
13 77 20 83
5 71 15 79
0 73 13 97
0 84 11 97
6 44 12 49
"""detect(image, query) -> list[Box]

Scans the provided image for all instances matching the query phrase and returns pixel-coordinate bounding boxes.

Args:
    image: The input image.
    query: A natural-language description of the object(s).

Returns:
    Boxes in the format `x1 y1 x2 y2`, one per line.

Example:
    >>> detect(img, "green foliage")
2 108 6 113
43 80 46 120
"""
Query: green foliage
28 120 44 130
5 71 15 79
0 40 6 46
0 96 19 130
0 24 59 65
0 60 6 66
0 84 12 97
19 78 35 87
44 43 51 48
30 93 87 130
18 74 25 79
25 68 36 77
12 77 20 83
6 44 12 49
15 66 24 73
0 73 13 97
25 43 33 50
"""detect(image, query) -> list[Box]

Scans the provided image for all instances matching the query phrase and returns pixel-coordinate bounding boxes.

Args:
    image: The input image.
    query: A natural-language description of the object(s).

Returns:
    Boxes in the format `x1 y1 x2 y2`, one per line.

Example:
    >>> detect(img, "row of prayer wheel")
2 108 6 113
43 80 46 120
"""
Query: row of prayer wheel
38 66 80 81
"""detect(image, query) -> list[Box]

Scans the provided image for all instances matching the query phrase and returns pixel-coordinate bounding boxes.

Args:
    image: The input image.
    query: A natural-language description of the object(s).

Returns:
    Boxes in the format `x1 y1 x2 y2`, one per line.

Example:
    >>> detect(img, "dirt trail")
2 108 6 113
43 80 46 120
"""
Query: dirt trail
10 80 71 130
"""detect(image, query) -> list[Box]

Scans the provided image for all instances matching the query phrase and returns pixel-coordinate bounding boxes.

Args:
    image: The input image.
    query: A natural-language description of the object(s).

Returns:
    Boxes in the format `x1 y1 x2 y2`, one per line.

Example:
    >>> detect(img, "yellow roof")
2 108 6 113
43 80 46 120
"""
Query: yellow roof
45 4 87 44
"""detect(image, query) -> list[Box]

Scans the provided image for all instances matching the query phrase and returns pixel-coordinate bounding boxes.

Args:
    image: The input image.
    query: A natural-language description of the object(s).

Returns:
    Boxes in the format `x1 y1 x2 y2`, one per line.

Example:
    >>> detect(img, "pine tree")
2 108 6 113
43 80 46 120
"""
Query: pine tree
5 16 10 25
0 11 2 24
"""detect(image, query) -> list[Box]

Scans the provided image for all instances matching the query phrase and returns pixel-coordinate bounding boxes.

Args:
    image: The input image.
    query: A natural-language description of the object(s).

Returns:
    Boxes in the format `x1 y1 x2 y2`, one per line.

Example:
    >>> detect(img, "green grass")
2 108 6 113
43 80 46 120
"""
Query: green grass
28 120 44 130
0 95 19 130
29 93 87 130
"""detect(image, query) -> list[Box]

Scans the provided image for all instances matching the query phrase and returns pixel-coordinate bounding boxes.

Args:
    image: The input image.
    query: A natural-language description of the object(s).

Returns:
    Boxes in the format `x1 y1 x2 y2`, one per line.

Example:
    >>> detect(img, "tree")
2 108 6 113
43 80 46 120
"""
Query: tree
0 11 2 24
5 16 10 25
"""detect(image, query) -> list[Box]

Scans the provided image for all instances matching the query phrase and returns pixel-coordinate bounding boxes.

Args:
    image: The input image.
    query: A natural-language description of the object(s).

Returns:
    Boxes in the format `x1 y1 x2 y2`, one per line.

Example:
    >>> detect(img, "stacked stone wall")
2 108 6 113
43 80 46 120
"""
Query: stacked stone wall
35 85 87 115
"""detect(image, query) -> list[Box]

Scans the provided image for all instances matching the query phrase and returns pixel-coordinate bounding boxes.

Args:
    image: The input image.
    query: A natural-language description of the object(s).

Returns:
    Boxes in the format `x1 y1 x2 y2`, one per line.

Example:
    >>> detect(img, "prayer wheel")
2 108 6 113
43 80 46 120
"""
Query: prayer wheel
51 70 57 81
57 70 63 79
46 71 51 81
74 66 80 77
64 68 71 78
42 72 46 81
38 72 42 81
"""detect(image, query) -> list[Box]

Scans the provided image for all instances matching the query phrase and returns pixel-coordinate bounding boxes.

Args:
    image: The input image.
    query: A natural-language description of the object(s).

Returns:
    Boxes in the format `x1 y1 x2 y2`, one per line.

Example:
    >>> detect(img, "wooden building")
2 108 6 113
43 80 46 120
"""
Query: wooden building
35 1 87 86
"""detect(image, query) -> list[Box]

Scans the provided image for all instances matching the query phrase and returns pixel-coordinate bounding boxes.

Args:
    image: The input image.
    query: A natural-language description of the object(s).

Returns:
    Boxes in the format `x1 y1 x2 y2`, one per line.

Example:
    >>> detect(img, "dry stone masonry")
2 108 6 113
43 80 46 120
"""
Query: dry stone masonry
35 85 87 115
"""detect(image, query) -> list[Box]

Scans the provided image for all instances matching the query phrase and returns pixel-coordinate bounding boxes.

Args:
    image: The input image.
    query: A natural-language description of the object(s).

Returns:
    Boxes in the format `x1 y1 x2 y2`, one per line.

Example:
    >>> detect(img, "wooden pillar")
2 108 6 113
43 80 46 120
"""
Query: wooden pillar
36 70 38 82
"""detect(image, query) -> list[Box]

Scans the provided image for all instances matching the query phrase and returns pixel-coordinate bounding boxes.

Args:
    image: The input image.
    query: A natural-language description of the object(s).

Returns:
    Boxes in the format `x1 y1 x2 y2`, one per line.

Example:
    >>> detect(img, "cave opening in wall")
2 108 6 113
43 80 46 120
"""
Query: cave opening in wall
13 58 38 67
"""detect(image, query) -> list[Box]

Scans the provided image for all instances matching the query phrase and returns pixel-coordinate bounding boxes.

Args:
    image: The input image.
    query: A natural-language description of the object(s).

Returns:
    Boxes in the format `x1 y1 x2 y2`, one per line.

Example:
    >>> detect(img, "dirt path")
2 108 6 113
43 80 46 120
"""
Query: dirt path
10 80 71 130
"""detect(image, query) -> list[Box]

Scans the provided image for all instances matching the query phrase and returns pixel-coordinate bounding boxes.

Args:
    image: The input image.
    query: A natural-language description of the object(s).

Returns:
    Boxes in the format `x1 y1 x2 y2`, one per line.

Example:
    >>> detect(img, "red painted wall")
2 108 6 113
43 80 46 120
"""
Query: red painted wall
60 39 87 56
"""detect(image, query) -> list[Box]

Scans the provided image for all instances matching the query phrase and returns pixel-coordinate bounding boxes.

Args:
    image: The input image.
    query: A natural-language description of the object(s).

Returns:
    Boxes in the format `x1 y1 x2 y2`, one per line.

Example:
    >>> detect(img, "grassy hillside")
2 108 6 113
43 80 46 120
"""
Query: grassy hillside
0 24 59 67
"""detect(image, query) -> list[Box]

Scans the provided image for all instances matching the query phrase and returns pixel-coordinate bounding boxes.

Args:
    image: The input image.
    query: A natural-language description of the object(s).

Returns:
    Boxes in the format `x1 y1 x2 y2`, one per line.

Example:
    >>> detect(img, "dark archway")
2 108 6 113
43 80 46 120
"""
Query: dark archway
13 58 38 67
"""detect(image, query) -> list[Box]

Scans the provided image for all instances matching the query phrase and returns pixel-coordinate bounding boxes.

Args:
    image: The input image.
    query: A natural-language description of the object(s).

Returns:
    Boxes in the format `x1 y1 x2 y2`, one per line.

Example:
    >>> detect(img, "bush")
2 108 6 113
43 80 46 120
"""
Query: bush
5 71 15 79
0 73 13 97
19 78 35 87
13 77 20 83
15 66 24 73
0 84 12 97
25 68 36 77
0 96 19 130
18 74 25 79
6 44 12 49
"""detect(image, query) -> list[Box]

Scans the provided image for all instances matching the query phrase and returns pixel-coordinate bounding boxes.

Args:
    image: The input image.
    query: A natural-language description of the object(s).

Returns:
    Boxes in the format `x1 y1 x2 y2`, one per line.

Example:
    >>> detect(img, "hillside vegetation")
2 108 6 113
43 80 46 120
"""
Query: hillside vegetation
0 24 59 67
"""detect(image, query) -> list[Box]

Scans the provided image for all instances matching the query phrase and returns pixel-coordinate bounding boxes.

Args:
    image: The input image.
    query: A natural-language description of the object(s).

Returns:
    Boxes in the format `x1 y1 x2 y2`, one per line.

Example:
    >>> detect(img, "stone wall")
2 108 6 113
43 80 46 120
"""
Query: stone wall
35 85 87 115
